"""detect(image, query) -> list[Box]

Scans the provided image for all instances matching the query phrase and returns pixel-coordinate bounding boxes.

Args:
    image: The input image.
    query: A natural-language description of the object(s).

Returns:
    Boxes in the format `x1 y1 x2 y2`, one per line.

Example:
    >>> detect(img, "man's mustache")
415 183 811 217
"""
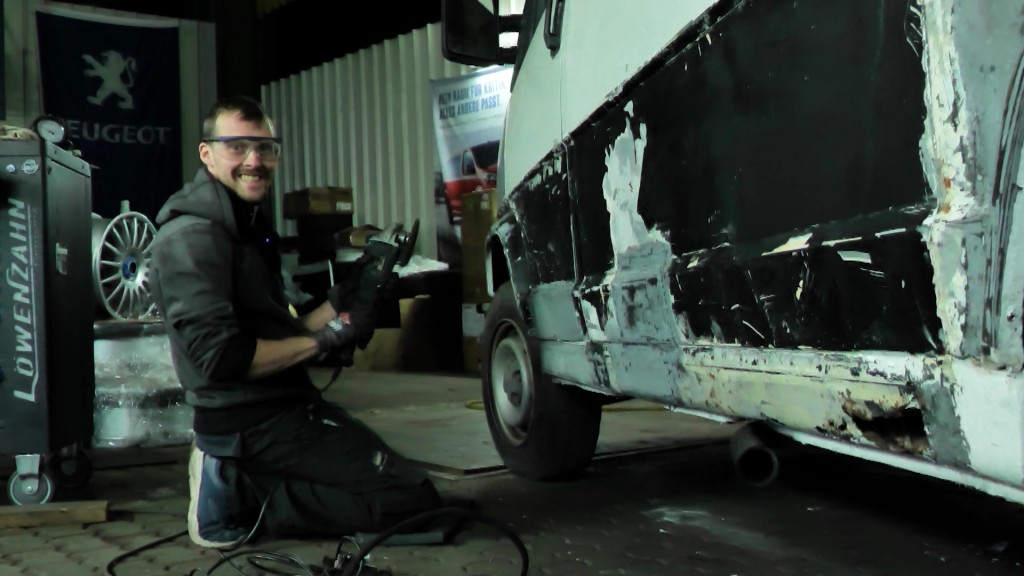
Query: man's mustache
235 168 270 179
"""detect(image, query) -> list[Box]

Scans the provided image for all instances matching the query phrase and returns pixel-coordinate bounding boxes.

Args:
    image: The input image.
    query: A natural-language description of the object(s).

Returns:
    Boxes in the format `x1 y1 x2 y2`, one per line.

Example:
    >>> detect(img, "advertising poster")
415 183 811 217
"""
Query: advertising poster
430 66 512 266
36 8 182 222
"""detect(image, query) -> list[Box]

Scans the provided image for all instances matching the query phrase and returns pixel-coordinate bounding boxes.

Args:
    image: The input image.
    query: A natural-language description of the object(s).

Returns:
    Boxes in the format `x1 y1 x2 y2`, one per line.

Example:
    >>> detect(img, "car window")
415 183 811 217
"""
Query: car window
472 141 500 166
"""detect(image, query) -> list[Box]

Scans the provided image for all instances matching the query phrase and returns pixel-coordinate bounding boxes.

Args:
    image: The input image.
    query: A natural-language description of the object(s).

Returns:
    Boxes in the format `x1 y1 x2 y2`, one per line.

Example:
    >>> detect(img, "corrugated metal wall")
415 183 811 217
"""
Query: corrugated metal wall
261 23 475 259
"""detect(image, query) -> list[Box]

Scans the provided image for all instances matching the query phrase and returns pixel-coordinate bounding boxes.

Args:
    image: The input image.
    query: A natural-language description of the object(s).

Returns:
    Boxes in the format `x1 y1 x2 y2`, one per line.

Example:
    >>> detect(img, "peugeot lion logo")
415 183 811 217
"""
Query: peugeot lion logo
82 50 137 110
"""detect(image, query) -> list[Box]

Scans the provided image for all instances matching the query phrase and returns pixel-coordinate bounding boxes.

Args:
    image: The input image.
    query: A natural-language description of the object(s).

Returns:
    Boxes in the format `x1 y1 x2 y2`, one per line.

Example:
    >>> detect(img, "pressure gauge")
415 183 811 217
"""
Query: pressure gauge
31 115 68 146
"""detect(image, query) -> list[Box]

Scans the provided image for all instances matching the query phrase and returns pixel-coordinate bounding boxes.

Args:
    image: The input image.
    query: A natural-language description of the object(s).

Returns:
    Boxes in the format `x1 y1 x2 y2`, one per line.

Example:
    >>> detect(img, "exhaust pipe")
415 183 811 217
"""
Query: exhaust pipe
730 423 780 487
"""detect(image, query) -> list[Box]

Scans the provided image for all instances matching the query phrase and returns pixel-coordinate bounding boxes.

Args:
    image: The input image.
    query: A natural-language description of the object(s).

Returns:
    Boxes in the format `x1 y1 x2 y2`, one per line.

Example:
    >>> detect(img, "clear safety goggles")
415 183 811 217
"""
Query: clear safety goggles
202 136 282 161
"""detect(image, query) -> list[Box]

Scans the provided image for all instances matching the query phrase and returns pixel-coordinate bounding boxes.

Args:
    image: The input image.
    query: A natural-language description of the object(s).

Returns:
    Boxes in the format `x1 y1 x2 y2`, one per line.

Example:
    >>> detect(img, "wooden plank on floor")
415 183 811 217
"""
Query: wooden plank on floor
0 500 108 529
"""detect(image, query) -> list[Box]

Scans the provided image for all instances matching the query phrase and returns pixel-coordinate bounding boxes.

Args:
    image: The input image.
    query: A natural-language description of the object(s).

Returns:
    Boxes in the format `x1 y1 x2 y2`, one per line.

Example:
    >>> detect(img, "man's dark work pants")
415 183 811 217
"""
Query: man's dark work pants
198 400 441 538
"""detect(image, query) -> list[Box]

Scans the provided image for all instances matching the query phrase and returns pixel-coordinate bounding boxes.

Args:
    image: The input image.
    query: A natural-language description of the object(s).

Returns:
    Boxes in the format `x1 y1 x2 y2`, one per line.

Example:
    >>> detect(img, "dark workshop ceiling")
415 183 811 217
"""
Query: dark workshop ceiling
56 0 441 83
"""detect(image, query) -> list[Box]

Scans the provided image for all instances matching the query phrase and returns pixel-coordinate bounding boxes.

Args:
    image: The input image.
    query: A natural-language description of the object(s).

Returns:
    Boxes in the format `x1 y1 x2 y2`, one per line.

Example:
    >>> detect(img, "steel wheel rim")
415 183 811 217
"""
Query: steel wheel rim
490 320 534 445
92 212 156 319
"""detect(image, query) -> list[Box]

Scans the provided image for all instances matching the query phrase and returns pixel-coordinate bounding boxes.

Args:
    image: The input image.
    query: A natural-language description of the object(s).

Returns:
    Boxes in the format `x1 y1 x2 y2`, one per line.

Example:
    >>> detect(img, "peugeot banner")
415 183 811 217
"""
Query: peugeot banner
36 8 181 221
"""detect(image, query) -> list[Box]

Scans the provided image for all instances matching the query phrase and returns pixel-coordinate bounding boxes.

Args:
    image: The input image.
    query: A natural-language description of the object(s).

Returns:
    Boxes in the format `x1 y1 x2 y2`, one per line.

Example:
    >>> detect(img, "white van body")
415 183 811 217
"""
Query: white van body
443 0 1024 504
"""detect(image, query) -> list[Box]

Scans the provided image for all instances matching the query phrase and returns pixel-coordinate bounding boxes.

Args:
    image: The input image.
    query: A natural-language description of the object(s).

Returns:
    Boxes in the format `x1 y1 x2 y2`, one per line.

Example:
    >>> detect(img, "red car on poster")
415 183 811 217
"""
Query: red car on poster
444 140 499 221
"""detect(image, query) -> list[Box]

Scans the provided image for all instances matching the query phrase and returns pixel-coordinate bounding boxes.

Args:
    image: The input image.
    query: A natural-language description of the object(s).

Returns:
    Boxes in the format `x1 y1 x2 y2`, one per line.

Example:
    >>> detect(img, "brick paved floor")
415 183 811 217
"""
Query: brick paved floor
0 370 1021 576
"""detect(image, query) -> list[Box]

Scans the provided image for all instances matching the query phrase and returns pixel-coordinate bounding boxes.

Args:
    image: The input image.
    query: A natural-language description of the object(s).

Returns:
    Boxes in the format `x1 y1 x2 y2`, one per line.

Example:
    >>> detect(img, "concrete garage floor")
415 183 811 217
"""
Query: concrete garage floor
1 368 1023 576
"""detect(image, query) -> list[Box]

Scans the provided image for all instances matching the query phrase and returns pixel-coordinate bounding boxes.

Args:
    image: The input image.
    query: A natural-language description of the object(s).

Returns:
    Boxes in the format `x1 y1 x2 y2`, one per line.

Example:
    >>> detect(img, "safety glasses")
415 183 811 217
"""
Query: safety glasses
202 136 282 161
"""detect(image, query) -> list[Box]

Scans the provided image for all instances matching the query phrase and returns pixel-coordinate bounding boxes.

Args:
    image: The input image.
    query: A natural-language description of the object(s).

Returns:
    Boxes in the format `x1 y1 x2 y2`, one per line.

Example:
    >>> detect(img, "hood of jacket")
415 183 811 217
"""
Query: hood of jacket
156 168 241 237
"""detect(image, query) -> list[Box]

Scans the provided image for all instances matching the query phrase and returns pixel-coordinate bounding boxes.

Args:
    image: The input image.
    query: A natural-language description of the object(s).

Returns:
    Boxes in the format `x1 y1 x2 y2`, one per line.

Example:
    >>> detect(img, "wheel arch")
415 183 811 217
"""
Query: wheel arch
484 209 531 314
480 281 603 480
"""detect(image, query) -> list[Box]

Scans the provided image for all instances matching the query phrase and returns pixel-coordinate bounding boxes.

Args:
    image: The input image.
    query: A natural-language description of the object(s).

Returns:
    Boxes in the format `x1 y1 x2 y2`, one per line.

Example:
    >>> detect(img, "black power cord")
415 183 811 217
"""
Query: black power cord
104 502 530 576
107 504 532 569
105 529 188 576
197 549 322 576
247 552 332 576
333 506 530 576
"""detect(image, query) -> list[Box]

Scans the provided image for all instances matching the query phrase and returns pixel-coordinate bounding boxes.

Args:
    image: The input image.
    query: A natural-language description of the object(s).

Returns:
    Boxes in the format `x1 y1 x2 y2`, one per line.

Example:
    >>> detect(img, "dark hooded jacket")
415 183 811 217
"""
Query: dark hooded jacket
150 168 319 435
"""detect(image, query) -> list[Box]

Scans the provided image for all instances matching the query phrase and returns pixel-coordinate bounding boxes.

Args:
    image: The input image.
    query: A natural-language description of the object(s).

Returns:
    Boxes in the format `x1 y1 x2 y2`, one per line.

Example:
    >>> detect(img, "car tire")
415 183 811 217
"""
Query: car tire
481 282 602 480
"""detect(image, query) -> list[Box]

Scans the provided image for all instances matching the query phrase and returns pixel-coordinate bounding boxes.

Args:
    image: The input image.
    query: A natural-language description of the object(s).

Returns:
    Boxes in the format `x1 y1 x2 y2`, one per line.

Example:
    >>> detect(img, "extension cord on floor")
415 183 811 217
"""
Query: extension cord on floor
323 554 394 576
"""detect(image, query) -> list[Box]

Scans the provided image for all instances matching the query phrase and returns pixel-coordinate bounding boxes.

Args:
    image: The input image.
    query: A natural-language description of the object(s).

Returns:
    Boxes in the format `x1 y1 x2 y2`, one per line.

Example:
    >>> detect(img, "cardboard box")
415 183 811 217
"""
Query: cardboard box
462 303 488 374
292 225 383 254
462 302 487 338
463 336 481 374
337 225 383 248
352 298 417 372
351 296 462 372
461 188 499 304
284 187 354 218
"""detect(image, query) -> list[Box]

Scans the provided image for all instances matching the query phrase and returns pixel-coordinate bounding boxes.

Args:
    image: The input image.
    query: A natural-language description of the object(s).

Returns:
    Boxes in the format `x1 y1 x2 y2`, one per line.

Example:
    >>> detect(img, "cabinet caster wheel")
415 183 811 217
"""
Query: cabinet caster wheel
8 471 55 505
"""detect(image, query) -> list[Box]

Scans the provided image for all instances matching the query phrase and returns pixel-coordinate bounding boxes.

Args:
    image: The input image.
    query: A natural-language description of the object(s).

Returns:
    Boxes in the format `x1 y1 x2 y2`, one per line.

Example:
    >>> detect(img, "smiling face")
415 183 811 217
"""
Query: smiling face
199 111 276 203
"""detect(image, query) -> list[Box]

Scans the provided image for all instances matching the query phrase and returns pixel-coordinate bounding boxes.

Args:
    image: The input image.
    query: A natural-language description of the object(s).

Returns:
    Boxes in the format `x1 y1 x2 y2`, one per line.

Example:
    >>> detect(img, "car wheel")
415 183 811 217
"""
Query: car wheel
481 283 602 480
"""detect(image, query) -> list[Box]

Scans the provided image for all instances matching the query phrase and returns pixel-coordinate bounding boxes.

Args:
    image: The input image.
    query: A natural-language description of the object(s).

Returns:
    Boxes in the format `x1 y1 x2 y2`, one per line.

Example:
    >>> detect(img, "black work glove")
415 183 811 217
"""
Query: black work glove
324 258 366 313
311 308 376 361
325 240 398 314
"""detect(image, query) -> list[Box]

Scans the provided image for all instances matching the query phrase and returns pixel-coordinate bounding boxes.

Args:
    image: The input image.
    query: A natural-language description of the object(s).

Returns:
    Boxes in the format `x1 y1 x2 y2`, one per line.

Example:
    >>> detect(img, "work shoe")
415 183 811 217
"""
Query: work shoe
187 444 250 548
